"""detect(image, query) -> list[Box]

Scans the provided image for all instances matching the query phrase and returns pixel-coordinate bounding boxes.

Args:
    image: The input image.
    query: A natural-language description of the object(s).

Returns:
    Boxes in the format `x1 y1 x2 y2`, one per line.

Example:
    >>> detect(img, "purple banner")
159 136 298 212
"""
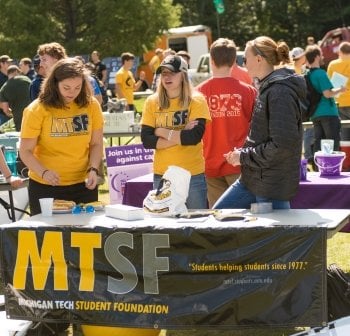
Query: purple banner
105 144 154 204
105 144 154 168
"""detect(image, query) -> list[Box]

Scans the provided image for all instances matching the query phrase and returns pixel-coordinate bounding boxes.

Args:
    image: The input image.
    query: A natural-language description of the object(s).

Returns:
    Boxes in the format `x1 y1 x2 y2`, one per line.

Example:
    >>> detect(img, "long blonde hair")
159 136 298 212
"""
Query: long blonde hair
156 72 193 110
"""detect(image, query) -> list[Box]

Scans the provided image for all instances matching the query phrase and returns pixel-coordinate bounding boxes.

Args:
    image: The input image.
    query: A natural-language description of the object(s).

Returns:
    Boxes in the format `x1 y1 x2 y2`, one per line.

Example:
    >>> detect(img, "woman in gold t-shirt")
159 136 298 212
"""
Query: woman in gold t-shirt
20 57 104 215
141 55 211 209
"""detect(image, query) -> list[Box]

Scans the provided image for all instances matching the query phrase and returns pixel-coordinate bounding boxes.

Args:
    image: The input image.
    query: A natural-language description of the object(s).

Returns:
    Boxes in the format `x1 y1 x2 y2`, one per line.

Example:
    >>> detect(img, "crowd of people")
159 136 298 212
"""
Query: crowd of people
0 34 349 217
0 43 108 217
0 35 348 336
140 36 349 211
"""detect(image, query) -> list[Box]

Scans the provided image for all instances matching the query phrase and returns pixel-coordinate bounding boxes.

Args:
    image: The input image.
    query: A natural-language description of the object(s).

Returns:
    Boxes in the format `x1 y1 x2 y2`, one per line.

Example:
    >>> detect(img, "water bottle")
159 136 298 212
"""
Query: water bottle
300 159 307 181
4 146 17 176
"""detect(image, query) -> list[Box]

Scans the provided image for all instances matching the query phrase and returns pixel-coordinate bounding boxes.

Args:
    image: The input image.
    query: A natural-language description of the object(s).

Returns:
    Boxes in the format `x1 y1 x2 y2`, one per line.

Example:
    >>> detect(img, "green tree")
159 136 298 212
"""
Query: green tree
174 0 350 50
0 0 181 59
86 0 181 57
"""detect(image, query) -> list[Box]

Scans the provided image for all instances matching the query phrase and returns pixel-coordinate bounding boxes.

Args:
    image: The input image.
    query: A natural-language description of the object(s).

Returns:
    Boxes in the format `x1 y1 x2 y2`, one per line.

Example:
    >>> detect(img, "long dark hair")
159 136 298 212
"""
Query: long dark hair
39 57 92 109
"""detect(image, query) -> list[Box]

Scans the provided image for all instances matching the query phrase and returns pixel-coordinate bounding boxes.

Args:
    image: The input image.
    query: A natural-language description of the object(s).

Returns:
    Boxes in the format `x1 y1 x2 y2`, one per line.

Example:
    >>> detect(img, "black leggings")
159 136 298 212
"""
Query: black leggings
28 179 98 216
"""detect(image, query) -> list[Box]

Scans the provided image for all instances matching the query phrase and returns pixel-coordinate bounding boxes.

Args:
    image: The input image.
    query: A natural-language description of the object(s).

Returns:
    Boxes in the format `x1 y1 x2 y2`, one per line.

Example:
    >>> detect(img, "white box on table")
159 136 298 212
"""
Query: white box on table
103 111 134 132
105 204 144 221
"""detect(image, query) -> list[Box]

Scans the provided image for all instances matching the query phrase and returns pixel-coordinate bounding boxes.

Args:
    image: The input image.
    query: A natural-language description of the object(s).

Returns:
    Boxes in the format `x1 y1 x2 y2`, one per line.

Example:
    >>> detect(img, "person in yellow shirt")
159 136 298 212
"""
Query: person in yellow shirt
327 41 350 140
115 52 145 111
20 58 104 215
141 55 211 209
148 48 163 74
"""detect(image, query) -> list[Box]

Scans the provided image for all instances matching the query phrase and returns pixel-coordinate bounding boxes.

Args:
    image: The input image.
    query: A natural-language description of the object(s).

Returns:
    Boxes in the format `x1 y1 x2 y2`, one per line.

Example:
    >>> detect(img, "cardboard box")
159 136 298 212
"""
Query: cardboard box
105 204 144 221
103 111 134 132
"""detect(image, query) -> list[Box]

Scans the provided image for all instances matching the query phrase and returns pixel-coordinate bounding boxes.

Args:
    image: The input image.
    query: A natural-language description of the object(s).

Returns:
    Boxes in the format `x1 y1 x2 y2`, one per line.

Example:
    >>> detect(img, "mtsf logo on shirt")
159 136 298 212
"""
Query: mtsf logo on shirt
155 109 188 128
51 113 89 137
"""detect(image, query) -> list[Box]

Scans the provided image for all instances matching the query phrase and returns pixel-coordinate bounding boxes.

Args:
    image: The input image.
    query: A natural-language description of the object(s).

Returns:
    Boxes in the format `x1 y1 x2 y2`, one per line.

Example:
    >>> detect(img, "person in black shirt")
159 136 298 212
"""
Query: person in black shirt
90 50 107 86
0 55 12 125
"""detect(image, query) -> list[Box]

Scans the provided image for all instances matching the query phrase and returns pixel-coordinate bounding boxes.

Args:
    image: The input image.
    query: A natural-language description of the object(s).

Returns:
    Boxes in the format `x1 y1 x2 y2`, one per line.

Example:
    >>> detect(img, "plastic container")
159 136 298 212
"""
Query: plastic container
250 202 273 214
314 151 345 176
4 146 17 176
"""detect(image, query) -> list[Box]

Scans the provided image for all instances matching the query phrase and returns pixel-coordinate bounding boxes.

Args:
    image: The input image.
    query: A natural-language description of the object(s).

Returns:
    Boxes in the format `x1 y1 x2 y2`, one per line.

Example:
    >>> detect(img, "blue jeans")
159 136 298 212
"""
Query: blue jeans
154 173 208 209
213 179 290 210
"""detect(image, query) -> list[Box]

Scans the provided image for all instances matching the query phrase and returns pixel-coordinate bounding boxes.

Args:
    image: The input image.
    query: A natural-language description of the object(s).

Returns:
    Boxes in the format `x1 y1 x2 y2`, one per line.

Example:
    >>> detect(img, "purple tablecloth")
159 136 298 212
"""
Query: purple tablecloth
122 172 350 231
291 172 350 209
291 172 350 232
122 173 153 208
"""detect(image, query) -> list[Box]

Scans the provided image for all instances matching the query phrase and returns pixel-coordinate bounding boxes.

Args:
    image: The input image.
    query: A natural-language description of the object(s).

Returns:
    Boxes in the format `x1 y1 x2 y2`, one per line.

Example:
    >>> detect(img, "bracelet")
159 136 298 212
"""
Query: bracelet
167 130 174 141
87 167 99 175
42 169 49 178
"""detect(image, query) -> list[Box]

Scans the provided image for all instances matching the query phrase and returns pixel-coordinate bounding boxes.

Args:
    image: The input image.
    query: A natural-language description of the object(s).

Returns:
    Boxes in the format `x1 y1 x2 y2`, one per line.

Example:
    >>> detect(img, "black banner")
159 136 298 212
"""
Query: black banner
0 224 327 329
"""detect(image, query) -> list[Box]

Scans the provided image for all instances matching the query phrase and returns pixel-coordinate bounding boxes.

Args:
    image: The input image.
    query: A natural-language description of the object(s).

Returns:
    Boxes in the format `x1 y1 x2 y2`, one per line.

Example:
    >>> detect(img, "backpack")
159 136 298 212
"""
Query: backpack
301 68 323 122
327 263 350 320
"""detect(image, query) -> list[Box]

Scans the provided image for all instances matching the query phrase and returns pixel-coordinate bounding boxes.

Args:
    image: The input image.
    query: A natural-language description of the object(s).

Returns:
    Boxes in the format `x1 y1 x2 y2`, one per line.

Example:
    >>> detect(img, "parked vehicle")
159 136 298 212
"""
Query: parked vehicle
140 25 213 85
319 27 350 67
188 51 245 87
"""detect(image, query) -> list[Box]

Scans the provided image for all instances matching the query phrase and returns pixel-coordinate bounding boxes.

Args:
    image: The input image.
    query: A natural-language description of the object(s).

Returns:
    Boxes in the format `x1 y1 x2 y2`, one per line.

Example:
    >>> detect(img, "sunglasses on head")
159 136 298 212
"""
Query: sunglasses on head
252 39 267 59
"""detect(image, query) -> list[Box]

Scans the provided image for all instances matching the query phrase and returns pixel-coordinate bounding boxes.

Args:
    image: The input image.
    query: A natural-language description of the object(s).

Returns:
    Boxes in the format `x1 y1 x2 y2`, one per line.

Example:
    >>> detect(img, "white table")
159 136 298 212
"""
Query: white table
104 130 141 146
133 90 153 99
20 208 350 238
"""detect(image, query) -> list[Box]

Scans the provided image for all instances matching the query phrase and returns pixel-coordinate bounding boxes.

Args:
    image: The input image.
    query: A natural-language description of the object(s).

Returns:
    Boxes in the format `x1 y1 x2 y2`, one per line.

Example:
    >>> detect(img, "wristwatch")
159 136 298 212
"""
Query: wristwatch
87 167 99 175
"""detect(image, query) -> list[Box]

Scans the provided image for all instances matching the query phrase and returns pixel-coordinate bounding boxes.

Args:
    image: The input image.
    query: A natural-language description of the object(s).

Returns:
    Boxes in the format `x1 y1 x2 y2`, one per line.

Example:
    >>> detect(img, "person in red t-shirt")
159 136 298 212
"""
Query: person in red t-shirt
197 38 257 207
230 63 253 85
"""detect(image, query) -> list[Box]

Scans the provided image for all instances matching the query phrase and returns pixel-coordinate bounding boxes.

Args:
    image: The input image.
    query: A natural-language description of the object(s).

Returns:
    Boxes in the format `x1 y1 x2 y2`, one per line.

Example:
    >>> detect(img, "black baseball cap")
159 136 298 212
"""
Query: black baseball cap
156 55 188 74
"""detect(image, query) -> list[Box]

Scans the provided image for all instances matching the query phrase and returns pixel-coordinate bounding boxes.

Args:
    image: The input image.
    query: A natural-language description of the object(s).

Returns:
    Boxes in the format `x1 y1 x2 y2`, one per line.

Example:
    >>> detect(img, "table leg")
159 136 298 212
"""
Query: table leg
8 190 16 222
125 137 135 145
